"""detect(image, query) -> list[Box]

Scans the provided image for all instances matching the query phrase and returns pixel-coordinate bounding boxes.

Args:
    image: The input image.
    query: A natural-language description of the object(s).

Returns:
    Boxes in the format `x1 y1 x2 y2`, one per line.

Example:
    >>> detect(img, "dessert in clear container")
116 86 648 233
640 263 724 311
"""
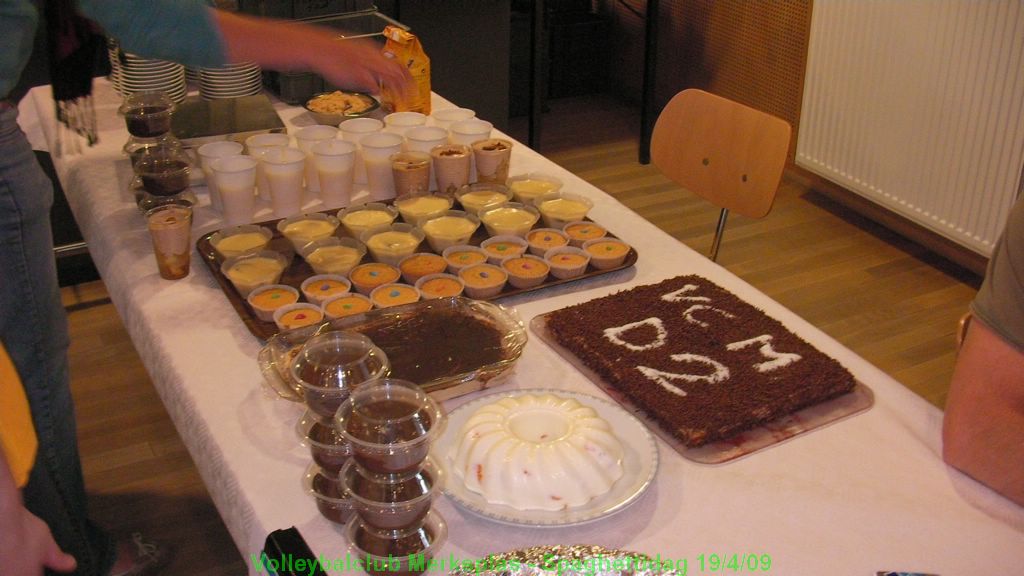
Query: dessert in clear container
276 212 340 252
471 138 513 184
300 237 366 276
338 202 398 238
247 284 299 322
273 303 324 332
346 509 447 576
441 245 487 274
359 223 425 267
370 283 421 309
454 183 512 215
208 224 272 259
480 235 528 265
478 202 540 237
300 274 351 306
544 246 591 279
414 273 465 299
298 416 353 474
322 293 374 320
340 457 442 530
335 378 446 475
458 263 508 299
583 237 631 270
429 143 471 197
420 210 480 252
394 193 453 226
398 252 447 285
563 220 607 247
526 227 569 256
290 331 390 421
349 262 401 295
501 254 550 289
534 191 594 229
220 250 288 297
304 463 355 524
507 172 562 204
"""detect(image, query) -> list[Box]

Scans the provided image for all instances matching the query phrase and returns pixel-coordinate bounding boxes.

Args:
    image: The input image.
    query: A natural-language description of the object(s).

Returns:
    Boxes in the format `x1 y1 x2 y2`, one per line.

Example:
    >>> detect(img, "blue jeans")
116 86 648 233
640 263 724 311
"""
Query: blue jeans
0 107 114 575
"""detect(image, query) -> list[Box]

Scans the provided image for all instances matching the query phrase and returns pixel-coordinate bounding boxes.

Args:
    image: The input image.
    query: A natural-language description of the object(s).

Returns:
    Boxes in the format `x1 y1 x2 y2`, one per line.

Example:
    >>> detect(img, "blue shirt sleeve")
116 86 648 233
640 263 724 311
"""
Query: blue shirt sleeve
78 0 227 68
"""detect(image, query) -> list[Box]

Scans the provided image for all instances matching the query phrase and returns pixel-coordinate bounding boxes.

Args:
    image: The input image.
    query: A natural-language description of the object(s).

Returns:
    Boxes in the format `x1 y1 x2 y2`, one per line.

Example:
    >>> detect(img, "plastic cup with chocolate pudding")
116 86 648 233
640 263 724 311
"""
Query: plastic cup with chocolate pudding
304 463 355 524
298 416 353 474
118 91 174 138
429 143 471 198
334 379 445 475
290 331 390 422
340 457 443 530
135 144 192 206
346 510 447 576
471 138 513 184
390 151 432 199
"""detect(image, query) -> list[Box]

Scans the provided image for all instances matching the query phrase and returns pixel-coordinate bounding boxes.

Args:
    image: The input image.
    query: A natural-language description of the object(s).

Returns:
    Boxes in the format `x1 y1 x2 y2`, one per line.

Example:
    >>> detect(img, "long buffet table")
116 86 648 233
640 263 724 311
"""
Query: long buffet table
20 79 1024 575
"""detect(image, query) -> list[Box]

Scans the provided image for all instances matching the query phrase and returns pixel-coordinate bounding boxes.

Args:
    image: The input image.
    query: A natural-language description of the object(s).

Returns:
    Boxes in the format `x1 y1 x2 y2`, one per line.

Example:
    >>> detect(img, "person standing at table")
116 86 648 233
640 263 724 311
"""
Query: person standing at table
0 2 412 575
943 196 1024 507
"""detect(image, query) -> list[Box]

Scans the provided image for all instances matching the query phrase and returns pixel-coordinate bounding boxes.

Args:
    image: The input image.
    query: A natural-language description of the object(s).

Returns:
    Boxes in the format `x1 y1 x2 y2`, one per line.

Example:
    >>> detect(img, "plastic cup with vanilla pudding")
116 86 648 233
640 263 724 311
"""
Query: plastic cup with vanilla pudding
507 172 563 204
220 250 289 297
209 224 272 259
277 212 340 252
478 202 540 237
337 202 398 238
533 191 594 229
300 237 366 276
394 193 453 227
454 183 512 216
420 210 481 253
359 223 425 267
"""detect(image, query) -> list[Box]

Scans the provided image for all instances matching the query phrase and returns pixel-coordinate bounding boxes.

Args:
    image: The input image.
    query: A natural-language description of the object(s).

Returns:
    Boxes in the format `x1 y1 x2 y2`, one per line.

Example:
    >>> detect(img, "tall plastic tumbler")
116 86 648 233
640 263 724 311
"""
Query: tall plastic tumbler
312 139 356 209
360 132 404 202
196 140 243 212
295 124 338 194
210 154 258 225
261 146 306 218
340 117 383 185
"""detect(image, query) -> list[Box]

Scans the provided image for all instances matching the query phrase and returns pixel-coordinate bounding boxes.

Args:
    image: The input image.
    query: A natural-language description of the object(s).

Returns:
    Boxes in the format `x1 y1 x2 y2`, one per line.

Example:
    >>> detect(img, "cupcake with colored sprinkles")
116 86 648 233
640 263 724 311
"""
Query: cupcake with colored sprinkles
300 274 352 306
322 293 374 319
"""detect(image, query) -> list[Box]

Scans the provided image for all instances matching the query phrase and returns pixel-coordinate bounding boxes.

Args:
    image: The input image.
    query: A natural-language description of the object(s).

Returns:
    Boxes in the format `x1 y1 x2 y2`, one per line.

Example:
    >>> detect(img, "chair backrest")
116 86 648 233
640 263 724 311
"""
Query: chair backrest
650 89 791 219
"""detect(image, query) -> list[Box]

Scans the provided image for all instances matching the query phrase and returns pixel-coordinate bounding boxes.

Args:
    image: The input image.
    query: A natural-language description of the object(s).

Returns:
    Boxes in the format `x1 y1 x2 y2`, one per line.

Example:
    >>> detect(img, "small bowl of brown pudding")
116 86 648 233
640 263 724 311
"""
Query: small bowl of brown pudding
346 509 447 576
298 415 352 474
119 91 174 138
340 457 443 530
334 379 445 475
305 91 380 125
134 145 191 197
303 463 354 524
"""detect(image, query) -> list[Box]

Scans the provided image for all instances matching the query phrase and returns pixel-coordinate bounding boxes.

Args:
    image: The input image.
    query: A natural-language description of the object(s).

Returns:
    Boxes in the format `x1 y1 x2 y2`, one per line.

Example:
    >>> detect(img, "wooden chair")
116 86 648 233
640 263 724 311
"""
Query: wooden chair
650 89 792 261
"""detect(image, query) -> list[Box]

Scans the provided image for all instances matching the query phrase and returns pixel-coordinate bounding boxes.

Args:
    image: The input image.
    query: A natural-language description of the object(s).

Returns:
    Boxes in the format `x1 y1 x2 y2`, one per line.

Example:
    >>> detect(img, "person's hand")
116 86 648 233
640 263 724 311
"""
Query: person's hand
310 35 414 99
0 505 77 575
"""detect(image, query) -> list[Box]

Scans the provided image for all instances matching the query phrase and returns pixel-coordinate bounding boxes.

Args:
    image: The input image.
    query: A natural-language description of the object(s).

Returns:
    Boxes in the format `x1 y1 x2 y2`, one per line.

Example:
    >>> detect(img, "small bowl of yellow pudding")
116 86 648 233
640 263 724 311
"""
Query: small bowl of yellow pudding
221 250 289 297
337 202 398 238
478 202 540 238
420 210 481 252
394 194 453 227
277 213 340 252
506 172 563 204
534 192 594 229
300 237 366 275
210 225 273 259
454 183 512 215
359 223 425 267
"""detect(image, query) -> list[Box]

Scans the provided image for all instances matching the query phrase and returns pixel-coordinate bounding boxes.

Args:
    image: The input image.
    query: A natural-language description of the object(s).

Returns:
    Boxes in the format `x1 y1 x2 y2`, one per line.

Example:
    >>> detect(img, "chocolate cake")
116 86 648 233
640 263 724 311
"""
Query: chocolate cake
544 275 856 447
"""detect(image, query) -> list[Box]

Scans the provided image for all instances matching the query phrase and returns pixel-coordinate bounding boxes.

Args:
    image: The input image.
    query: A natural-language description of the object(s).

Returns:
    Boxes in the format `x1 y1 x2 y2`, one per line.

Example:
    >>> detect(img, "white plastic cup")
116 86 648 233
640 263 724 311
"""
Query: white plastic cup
450 119 493 182
196 140 243 212
405 126 448 189
430 107 475 129
360 132 404 202
384 111 427 139
245 132 291 198
260 146 306 218
312 139 356 209
295 124 338 194
340 117 384 185
209 154 258 225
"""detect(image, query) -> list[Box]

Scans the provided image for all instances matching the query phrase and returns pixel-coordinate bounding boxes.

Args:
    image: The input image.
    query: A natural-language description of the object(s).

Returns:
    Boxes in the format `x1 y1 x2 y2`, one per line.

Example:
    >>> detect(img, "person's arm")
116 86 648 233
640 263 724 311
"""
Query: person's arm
942 317 1024 506
0 450 77 576
212 10 412 97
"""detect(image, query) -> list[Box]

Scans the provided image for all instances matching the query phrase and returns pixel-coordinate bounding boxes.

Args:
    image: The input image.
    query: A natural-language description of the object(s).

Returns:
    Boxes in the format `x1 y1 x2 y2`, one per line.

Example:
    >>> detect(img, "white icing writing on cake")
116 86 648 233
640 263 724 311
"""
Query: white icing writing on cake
636 354 730 397
660 284 711 303
682 304 736 328
726 335 802 373
603 317 667 351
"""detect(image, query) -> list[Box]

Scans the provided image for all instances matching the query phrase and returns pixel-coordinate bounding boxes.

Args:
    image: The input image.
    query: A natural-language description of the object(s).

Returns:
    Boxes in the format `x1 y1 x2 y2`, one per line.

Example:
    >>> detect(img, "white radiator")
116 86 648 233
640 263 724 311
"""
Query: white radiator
797 0 1024 256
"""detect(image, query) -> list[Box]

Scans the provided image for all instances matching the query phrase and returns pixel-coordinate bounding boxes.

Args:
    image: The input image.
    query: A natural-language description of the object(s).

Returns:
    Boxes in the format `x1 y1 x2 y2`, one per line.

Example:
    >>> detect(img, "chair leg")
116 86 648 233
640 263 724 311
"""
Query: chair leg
709 208 730 262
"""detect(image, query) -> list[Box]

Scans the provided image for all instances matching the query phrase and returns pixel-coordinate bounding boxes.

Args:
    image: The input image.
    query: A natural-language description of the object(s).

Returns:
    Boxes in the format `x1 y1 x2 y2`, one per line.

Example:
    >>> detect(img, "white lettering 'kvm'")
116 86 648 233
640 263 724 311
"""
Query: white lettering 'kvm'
636 353 730 397
603 317 667 351
726 334 802 373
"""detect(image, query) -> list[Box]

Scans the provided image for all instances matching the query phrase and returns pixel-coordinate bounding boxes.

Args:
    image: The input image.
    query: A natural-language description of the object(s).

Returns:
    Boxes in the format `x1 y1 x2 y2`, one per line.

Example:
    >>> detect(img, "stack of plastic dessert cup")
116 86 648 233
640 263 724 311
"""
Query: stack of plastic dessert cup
294 331 390 526
334 378 448 576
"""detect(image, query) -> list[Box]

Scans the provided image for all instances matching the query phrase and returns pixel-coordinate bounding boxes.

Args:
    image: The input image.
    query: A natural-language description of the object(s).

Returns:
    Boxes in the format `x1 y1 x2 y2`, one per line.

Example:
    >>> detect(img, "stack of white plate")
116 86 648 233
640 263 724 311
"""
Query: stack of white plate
107 41 187 102
199 62 262 100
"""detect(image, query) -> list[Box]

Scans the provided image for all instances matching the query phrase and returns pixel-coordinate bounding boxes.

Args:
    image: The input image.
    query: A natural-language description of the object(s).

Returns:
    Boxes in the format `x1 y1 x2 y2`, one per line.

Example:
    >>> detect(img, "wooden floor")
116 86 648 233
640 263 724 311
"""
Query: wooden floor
64 93 980 575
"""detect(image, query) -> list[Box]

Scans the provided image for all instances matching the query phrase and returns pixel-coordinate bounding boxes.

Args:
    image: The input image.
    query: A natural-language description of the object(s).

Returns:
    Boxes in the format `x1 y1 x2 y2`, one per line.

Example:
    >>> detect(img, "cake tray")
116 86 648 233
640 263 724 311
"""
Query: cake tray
196 208 637 342
529 314 874 465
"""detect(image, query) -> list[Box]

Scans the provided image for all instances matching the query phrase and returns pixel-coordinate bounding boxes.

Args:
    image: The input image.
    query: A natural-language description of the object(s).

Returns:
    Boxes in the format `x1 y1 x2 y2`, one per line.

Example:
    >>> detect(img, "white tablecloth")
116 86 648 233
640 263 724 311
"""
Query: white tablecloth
22 80 1024 575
